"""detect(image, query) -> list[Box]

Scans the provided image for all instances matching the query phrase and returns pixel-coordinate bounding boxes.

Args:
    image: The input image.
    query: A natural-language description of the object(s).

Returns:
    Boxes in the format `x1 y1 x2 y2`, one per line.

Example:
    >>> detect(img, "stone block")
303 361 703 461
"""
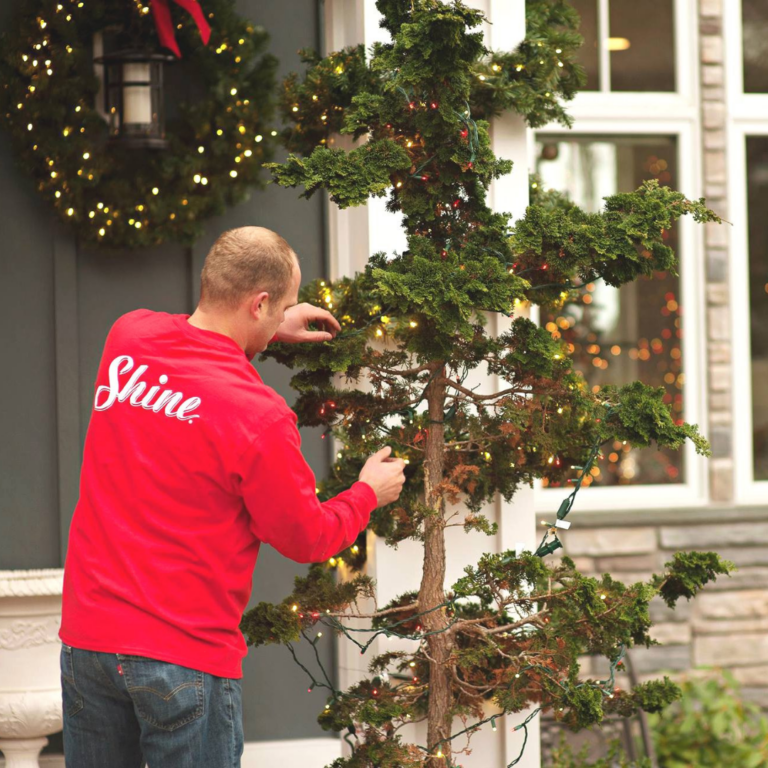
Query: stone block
704 150 726 183
707 283 729 304
649 622 692 645
650 595 692 624
706 218 729 247
580 571 653 587
562 527 657 557
710 392 731 411
731 665 768 687
707 547 768 567
709 460 734 502
710 312 732 347
699 33 723 57
703 102 726 129
704 129 726 149
660 521 768 549
702 86 725 103
708 362 730 390
707 341 730 363
702 566 768 591
627 644 691 675
706 249 728 282
740 687 768 709
704 183 727 199
594 553 663 572
702 64 724 86
710 410 731 426
694 633 768 666
695 589 768 619
709 424 731 458
692 617 768 635
700 0 722 17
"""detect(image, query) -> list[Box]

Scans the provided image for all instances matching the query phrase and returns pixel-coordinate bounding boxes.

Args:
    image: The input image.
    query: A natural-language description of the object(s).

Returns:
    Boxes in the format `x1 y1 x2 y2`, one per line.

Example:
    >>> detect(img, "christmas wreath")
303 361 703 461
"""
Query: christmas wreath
0 0 278 248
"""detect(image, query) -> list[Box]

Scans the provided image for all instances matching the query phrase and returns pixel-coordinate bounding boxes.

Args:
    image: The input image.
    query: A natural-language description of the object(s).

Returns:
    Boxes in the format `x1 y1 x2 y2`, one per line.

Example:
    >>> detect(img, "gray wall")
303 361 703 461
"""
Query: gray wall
0 0 337 748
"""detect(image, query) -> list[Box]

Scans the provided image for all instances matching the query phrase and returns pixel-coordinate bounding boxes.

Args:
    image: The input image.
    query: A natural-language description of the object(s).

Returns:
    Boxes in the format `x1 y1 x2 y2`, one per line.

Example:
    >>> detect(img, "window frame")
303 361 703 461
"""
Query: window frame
568 0 696 114
530 116 708 512
724 2 768 503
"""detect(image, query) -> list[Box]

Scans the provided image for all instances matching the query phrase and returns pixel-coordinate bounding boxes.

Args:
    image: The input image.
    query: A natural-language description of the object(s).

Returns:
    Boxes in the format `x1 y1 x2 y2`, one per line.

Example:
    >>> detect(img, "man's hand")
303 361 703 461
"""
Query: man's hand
358 446 406 508
275 302 341 343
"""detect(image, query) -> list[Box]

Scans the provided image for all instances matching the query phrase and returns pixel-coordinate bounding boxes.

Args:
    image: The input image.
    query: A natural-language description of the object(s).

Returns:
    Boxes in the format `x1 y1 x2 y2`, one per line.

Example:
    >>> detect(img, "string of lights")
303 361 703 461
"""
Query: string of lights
279 415 621 767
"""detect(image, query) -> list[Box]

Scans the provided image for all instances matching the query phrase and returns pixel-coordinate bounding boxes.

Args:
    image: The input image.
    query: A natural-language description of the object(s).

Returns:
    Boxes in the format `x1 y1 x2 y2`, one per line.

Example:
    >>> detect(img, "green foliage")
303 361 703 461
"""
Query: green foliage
651 552 735 609
648 672 768 767
470 0 587 128
630 677 682 714
602 381 712 458
0 0 278 247
239 1 730 765
239 564 375 647
509 179 722 307
264 139 412 208
550 672 768 768
550 736 651 768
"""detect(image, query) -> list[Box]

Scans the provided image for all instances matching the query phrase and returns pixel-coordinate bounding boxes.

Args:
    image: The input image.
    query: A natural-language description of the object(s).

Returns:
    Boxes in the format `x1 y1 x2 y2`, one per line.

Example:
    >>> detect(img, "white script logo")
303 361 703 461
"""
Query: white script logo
95 355 202 422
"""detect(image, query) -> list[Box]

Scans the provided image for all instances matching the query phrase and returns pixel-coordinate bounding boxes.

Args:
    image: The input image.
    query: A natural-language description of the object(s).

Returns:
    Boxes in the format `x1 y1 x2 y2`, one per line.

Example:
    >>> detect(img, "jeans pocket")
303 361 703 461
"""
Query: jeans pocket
60 644 84 717
121 656 205 732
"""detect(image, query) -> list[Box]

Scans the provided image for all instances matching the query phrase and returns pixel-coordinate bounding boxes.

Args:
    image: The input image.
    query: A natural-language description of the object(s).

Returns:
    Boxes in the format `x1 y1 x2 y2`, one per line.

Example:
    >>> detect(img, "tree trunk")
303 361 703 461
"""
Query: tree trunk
417 363 455 763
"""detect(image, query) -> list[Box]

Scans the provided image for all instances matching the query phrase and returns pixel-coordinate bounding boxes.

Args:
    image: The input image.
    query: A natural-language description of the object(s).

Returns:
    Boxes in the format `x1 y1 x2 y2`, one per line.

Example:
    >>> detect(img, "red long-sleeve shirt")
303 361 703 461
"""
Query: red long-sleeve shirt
58 309 377 679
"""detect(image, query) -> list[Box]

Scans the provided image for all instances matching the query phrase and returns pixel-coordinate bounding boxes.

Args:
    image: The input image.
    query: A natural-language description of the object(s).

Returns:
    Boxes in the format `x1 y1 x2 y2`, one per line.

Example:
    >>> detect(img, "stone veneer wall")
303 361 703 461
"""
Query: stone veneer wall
541 509 768 708
700 0 733 502
536 508 768 760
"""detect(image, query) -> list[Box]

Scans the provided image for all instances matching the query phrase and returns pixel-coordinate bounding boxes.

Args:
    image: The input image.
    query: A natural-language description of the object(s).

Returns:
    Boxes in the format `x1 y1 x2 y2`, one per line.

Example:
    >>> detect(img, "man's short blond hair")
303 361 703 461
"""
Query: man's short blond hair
199 226 298 312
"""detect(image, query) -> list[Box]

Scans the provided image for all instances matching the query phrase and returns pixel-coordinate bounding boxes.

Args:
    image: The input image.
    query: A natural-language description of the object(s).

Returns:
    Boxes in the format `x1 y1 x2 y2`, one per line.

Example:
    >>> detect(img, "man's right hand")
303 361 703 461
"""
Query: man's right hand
358 446 406 508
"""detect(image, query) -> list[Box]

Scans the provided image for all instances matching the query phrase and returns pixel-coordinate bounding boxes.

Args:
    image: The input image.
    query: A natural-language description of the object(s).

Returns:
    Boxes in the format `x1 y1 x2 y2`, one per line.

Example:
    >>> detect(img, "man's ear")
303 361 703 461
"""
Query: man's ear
249 291 269 320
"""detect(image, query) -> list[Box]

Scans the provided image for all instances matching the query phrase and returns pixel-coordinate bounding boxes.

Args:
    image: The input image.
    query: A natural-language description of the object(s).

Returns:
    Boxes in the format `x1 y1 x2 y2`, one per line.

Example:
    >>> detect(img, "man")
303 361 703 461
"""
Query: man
58 226 406 768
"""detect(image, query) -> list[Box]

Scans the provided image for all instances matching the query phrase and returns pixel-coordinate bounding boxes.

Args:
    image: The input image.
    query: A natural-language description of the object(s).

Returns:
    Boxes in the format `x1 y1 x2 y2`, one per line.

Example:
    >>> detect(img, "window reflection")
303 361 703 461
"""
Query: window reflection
746 137 768 479
535 136 684 487
570 0 599 91
609 0 676 92
568 0 676 93
743 1 768 93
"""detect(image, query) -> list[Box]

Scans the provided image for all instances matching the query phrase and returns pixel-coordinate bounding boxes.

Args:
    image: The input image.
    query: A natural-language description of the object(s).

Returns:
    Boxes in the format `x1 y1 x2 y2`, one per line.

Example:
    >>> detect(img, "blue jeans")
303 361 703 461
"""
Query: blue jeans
60 642 244 768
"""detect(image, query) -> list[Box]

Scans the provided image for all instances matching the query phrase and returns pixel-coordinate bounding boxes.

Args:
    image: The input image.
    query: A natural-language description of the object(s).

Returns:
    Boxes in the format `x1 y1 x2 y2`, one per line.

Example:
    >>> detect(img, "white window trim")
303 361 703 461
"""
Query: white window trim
724 1 768 503
530 115 708 513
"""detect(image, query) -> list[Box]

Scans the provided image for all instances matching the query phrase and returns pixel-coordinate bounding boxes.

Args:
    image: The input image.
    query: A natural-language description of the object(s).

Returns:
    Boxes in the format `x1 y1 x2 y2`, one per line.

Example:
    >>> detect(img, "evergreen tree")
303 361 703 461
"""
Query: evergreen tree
240 2 733 765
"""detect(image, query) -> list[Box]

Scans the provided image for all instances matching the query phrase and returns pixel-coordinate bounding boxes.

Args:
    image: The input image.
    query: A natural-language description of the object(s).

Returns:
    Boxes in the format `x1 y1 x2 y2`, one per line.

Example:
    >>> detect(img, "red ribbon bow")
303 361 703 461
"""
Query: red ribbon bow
150 0 211 58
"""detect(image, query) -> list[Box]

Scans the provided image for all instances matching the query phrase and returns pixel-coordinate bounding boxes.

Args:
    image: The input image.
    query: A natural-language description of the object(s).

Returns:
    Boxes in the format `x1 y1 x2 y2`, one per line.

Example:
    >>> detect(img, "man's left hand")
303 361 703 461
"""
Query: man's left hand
275 303 341 343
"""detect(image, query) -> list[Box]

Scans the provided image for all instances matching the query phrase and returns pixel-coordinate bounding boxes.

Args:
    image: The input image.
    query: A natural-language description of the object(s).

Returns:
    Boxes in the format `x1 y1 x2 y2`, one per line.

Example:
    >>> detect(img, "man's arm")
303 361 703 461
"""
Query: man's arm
235 412 378 563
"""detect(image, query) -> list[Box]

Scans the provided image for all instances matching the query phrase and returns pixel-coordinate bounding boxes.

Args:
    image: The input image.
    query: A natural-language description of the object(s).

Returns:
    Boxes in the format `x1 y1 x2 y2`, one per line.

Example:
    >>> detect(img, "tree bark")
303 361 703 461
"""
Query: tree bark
417 362 455 763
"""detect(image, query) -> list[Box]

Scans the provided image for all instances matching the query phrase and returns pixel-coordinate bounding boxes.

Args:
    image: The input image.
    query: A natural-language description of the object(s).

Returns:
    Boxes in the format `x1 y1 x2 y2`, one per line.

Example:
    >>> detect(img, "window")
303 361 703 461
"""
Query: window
743 0 768 93
725 4 768 501
535 135 684 488
571 0 676 92
746 137 768 480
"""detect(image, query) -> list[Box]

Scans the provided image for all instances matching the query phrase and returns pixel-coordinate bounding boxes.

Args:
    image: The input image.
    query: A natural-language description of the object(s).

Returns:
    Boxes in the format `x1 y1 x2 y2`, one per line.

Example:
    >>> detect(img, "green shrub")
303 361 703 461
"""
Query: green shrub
648 670 768 767
549 736 650 767
549 671 768 767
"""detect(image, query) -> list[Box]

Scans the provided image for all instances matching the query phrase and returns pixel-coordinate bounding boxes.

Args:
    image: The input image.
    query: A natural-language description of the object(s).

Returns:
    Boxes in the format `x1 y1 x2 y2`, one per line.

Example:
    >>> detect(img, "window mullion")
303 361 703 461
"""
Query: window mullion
598 0 611 92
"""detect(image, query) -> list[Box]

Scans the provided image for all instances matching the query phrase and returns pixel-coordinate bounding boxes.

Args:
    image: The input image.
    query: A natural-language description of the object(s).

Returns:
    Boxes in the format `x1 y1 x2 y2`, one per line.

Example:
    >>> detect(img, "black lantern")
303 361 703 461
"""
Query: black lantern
93 48 176 149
